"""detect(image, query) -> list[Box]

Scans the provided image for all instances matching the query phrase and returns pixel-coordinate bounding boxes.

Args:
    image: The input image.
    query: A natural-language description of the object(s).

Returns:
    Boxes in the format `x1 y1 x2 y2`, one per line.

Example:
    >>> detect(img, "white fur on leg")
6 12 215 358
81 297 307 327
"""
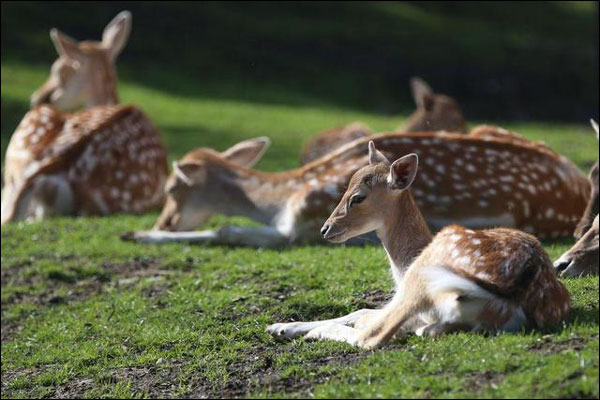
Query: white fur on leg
304 323 361 346
267 309 377 340
267 321 326 340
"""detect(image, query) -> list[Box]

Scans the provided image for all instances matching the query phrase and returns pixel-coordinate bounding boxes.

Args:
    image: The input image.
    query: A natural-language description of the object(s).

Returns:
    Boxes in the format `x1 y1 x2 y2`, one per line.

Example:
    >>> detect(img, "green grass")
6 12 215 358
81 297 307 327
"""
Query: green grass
2 57 599 398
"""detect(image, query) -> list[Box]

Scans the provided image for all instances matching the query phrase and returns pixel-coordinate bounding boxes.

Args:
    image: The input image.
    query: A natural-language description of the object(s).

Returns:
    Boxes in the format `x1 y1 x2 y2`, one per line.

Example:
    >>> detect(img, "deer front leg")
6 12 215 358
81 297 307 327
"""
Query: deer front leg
215 225 291 247
267 309 379 340
122 225 291 247
121 229 219 244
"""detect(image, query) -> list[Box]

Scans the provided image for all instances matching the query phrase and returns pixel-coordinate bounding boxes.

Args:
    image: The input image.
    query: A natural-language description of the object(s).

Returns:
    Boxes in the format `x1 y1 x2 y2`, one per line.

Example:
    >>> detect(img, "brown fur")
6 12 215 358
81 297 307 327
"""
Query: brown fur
1 11 168 224
154 132 589 240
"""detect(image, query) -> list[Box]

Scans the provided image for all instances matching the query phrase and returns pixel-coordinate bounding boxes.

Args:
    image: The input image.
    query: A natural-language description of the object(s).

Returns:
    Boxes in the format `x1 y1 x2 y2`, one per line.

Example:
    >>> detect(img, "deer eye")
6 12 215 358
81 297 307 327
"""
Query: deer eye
349 194 366 207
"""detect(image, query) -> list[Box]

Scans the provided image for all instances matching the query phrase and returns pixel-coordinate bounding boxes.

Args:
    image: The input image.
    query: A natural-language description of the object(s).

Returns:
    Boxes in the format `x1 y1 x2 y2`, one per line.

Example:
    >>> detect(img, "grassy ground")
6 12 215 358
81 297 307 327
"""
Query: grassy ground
1 2 599 397
1 58 599 398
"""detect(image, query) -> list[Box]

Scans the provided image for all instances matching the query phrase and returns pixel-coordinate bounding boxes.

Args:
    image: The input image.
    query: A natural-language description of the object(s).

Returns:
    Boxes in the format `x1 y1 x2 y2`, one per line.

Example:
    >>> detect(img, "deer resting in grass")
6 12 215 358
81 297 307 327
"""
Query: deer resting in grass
125 130 589 247
267 142 571 349
1 11 168 224
553 120 599 277
300 77 467 165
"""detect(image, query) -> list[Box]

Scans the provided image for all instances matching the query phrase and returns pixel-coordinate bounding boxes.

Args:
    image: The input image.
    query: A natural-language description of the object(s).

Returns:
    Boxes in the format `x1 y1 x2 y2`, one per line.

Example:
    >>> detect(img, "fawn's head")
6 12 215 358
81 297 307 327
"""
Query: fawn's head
574 119 599 239
30 11 131 110
555 214 599 277
403 77 467 133
154 137 270 231
321 141 418 242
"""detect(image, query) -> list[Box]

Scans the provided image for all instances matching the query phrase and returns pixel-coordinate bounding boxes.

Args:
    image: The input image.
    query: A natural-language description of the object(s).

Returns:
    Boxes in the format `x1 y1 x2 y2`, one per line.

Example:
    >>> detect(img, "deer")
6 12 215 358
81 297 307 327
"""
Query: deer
299 77 468 165
553 120 599 277
267 142 571 349
124 129 590 247
1 11 168 224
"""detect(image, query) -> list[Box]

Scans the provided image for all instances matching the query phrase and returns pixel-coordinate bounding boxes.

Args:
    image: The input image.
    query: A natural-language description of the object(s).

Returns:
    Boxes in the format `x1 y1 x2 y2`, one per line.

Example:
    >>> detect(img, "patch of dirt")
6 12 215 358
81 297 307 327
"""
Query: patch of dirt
526 334 597 354
356 289 393 308
184 345 370 398
463 370 506 392
1 256 180 342
2 345 370 398
1 257 167 307
103 361 195 398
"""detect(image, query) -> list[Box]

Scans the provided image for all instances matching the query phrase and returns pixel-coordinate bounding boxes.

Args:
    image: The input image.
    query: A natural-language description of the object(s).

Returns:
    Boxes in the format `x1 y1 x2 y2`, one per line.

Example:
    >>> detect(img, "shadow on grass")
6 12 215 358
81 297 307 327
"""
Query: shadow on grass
569 305 600 325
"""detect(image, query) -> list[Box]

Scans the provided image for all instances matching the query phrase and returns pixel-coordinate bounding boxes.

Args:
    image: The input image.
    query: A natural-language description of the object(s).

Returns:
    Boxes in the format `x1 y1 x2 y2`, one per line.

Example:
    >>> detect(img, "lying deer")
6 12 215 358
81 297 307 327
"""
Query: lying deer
125 130 589 246
1 11 168 224
300 77 467 165
267 142 571 349
554 120 599 277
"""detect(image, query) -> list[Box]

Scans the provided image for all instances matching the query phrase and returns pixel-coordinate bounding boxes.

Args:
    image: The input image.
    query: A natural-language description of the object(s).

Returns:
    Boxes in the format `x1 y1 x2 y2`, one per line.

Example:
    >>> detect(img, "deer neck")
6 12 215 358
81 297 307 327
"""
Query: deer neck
88 57 119 106
218 165 298 226
376 192 433 281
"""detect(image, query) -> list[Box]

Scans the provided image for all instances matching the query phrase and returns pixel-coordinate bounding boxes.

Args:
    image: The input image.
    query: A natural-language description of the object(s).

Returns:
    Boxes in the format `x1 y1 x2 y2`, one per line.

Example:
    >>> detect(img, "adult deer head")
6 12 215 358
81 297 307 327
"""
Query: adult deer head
30 11 131 110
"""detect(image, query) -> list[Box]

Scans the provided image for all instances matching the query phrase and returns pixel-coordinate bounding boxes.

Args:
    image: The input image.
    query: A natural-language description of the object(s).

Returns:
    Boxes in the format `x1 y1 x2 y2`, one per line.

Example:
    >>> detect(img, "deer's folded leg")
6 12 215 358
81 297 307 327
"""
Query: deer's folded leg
215 225 291 247
267 309 379 340
121 230 219 244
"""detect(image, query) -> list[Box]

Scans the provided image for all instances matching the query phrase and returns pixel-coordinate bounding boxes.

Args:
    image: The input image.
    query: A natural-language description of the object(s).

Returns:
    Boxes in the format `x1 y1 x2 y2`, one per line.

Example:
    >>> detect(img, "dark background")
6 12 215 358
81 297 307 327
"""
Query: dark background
1 1 598 122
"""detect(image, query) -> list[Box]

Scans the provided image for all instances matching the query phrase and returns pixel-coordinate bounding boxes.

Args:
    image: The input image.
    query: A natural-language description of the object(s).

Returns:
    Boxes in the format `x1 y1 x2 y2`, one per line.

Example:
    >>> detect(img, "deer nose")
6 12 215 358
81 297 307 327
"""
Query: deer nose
553 259 571 272
320 224 331 237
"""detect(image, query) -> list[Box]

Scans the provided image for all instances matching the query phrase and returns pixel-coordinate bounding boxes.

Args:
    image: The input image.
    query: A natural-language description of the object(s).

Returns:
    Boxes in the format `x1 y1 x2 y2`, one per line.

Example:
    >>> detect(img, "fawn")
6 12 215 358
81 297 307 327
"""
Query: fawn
1 11 168 224
554 120 599 277
267 142 571 349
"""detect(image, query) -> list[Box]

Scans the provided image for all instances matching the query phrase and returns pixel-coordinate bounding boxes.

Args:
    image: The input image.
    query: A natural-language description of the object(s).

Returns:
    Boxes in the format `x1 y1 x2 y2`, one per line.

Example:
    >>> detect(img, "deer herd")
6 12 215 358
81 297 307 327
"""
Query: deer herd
1 11 598 349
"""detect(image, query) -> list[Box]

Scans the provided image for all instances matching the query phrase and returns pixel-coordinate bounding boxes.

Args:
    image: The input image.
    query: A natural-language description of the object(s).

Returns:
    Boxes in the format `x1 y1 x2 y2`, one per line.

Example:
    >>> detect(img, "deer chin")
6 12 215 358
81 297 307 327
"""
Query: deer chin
324 228 348 243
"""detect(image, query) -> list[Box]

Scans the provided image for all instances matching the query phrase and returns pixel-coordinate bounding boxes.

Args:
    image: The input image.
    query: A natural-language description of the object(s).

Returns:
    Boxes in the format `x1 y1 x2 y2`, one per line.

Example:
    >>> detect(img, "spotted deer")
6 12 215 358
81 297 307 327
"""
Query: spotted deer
125 130 589 246
1 11 168 224
267 142 570 349
299 77 468 165
553 120 599 277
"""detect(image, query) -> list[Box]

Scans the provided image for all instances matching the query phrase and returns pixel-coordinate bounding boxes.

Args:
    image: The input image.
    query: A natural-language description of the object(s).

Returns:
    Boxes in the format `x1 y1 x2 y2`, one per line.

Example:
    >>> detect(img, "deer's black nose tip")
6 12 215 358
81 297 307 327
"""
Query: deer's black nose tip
320 224 330 237
553 259 571 272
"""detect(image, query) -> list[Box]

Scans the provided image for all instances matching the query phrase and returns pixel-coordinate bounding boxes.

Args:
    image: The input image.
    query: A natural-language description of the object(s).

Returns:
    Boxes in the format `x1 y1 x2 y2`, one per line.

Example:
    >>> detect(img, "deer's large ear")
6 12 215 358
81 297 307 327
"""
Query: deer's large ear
388 153 418 191
173 161 205 185
50 29 81 59
591 119 599 140
222 137 270 167
410 77 435 111
368 141 389 165
102 11 132 60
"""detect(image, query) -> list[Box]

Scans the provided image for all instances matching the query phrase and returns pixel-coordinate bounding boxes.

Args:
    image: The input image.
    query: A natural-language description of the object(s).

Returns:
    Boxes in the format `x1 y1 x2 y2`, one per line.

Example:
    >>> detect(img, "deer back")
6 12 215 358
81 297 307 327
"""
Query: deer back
3 104 168 222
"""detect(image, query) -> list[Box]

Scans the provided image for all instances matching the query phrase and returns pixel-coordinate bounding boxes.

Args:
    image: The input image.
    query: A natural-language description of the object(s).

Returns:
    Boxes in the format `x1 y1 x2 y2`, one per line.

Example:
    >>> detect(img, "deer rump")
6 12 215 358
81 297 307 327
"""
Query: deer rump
2 104 168 222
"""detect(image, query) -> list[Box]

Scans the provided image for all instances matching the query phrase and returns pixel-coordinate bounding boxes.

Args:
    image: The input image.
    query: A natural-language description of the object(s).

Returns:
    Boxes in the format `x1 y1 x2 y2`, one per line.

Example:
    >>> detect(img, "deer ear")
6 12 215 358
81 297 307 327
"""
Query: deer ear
222 137 270 167
591 119 599 140
388 153 418 191
368 141 389 165
410 77 434 110
102 11 132 60
173 161 205 185
50 29 81 59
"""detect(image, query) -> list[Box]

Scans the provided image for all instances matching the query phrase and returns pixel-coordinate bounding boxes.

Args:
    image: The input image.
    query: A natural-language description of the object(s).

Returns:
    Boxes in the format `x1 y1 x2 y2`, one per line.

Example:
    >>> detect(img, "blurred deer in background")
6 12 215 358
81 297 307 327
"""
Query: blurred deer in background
125 130 589 246
300 77 467 165
402 77 467 133
554 120 599 277
1 11 168 225
267 143 570 349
